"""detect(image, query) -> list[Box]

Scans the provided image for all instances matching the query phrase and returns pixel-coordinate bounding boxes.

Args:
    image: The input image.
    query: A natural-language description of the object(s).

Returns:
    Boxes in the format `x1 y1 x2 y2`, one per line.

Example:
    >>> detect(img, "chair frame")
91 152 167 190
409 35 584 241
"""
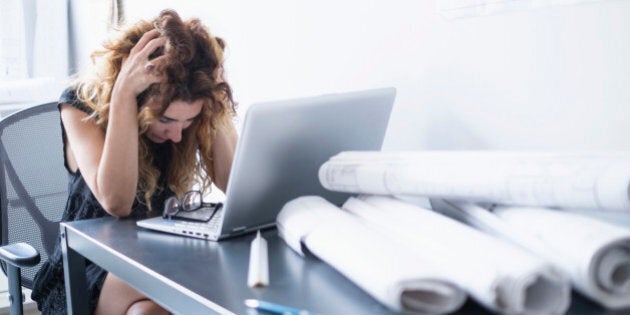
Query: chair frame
0 102 63 314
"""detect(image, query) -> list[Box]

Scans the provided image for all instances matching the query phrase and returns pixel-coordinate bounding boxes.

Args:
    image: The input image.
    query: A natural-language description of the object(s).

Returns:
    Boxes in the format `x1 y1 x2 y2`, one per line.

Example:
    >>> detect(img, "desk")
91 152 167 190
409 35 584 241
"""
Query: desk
61 217 626 315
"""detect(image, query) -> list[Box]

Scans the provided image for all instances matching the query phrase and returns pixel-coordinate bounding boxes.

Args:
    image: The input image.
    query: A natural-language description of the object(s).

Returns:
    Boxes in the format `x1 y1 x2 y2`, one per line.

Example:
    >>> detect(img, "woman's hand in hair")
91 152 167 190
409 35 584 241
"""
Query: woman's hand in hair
112 29 167 103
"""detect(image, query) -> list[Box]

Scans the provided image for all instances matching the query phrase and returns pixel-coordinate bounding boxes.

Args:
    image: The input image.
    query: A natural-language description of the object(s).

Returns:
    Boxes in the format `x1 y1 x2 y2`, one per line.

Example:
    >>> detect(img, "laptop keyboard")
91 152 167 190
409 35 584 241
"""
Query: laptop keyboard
173 209 223 232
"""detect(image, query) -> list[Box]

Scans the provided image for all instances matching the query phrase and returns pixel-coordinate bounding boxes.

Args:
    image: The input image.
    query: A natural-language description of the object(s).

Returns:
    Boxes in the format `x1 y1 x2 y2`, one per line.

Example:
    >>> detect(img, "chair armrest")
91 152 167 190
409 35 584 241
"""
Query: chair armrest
0 243 40 268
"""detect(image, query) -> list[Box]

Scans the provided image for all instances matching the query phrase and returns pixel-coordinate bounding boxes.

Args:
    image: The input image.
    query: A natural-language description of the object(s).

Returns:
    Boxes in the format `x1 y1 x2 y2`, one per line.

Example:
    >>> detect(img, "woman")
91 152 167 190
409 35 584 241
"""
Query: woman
31 9 238 315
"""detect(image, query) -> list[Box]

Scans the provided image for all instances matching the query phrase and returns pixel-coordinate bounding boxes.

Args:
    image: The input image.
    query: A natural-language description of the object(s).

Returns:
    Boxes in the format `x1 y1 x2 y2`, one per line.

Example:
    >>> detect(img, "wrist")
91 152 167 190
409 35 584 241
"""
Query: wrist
110 89 138 112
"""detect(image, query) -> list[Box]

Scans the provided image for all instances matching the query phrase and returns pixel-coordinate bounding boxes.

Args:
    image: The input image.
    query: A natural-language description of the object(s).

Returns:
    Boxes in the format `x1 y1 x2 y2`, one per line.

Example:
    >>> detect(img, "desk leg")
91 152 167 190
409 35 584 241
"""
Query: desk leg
61 225 90 315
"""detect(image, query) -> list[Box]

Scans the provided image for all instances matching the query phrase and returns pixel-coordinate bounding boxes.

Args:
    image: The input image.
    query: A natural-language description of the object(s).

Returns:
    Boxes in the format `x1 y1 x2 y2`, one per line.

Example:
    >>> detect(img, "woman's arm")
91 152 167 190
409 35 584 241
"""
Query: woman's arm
60 104 136 217
211 119 238 192
62 30 166 217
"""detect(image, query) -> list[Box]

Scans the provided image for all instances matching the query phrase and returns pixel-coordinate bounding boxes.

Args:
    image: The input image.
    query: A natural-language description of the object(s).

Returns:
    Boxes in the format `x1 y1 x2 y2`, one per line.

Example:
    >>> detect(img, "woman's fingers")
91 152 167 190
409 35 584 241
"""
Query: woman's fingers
141 36 167 59
132 32 167 77
129 29 161 55
115 30 169 98
138 37 167 61
144 55 167 78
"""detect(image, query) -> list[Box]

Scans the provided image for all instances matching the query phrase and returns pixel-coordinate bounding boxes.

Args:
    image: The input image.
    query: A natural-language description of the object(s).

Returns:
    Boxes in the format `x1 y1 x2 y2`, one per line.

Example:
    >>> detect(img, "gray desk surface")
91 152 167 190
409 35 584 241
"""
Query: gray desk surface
61 217 628 315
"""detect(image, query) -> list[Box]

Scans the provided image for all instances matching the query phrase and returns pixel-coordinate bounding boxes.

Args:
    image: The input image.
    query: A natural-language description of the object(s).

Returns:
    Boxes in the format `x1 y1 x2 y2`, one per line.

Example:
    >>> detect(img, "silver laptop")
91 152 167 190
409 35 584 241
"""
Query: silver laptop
137 87 396 240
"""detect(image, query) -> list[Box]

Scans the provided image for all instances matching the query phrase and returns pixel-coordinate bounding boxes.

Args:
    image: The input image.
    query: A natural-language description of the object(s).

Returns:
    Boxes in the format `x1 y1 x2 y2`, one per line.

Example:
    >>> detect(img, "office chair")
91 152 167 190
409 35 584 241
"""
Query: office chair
0 102 68 314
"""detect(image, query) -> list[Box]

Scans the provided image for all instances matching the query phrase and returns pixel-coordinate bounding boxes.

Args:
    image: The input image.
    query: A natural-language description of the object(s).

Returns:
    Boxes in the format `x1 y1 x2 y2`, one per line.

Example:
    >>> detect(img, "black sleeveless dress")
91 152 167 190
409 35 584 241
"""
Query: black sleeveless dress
31 88 174 314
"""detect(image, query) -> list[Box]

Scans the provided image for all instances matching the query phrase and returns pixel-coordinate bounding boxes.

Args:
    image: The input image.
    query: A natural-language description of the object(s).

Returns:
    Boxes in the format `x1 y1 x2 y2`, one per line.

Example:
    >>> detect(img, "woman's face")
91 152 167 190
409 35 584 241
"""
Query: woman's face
146 99 204 143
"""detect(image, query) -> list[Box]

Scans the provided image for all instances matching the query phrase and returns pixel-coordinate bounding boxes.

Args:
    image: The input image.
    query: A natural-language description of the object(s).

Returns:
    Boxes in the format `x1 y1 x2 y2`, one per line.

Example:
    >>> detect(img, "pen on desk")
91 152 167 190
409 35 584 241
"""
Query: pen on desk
247 230 269 287
245 299 316 315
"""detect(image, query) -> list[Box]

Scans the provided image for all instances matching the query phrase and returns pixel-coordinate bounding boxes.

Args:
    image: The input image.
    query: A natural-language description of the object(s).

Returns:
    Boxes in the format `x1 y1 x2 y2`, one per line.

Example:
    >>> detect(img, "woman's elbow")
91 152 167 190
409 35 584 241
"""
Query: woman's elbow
99 197 133 218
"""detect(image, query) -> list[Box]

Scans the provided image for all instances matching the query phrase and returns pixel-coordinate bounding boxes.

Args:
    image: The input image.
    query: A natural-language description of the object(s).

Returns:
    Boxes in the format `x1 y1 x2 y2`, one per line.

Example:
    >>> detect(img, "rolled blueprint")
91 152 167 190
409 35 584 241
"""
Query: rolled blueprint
277 196 467 314
486 205 630 309
319 151 630 211
344 195 570 315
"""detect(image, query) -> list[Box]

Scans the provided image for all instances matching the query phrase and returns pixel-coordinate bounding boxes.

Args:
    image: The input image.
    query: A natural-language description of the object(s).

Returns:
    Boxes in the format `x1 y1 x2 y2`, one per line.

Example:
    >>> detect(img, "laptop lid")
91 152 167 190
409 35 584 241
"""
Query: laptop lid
218 87 396 238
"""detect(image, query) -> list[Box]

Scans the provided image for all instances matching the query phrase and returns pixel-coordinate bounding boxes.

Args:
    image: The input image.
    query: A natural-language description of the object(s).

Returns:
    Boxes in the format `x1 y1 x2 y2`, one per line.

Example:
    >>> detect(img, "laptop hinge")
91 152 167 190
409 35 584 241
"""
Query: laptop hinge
231 226 246 233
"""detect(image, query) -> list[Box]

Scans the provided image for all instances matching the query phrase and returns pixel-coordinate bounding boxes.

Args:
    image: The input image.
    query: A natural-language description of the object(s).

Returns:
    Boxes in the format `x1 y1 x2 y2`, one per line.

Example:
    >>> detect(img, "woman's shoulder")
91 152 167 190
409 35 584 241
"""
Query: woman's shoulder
58 87 94 115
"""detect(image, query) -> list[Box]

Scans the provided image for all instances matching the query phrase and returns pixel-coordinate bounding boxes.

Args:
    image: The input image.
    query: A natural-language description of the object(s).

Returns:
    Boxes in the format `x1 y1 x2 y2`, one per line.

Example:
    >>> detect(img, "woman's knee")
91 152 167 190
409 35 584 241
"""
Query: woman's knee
96 273 168 315
127 299 170 315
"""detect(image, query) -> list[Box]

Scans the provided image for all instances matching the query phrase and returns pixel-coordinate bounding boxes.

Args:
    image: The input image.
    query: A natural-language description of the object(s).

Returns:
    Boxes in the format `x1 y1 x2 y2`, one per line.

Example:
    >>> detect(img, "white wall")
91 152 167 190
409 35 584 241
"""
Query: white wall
72 0 630 151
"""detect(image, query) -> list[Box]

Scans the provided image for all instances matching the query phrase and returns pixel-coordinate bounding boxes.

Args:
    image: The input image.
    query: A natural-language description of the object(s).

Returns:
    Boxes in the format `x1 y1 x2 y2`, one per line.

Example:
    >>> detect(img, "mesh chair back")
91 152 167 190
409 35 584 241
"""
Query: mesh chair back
0 102 67 289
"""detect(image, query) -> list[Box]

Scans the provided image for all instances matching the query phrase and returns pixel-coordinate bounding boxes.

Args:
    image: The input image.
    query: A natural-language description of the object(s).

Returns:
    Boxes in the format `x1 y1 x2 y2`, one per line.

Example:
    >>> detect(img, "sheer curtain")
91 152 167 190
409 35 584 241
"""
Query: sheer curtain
0 0 69 107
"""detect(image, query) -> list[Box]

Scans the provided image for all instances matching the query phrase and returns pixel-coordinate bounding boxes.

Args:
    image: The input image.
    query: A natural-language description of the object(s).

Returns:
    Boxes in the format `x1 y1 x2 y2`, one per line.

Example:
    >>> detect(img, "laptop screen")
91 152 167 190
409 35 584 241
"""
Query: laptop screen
219 87 396 238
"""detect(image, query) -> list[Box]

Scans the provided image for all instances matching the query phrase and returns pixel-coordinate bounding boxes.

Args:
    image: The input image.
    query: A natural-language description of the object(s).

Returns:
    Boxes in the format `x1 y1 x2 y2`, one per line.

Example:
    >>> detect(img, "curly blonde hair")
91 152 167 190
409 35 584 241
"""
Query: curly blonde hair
73 9 236 210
